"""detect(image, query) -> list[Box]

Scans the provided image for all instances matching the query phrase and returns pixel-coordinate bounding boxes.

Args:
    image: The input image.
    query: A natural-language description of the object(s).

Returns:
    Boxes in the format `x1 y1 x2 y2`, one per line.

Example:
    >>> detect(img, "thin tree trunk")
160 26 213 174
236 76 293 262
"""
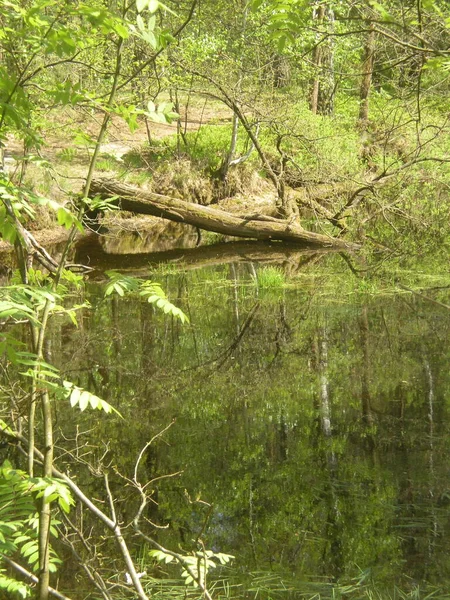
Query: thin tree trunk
37 302 53 600
36 33 125 600
310 4 335 115
359 21 376 125
325 7 336 116
219 0 247 181
310 4 326 114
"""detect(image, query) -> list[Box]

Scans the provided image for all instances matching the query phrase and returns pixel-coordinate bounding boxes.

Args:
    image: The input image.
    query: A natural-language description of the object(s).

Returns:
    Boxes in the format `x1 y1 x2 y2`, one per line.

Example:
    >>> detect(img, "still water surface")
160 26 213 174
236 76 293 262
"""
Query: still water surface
61 242 450 598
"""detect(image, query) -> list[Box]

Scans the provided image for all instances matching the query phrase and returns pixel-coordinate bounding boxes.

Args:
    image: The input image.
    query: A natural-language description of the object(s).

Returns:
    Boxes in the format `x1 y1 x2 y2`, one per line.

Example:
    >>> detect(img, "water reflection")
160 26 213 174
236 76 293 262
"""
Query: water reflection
55 250 450 598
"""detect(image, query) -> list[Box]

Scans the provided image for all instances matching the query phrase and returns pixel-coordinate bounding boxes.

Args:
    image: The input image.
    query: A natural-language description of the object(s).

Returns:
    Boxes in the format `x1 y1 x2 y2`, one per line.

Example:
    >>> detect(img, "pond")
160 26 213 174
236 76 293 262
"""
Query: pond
47 240 450 598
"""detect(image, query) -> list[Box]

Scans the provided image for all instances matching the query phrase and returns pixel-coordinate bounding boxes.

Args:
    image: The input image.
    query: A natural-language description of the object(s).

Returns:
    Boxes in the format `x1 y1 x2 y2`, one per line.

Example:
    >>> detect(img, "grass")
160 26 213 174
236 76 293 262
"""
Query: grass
254 266 286 290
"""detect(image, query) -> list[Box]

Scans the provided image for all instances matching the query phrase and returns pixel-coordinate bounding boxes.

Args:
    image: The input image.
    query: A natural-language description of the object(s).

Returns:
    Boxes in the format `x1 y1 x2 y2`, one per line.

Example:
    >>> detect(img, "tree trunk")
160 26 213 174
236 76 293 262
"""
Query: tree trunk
359 21 376 125
310 4 326 114
309 4 335 116
89 178 360 249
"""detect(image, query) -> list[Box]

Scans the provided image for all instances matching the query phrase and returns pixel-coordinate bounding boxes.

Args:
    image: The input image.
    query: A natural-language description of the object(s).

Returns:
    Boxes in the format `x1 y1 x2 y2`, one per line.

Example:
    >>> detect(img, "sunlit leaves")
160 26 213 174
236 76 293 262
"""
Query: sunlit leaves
149 549 234 588
145 100 179 124
104 271 189 323
369 0 394 22
29 475 75 514
76 4 130 39
0 463 36 555
424 56 450 72
0 573 29 599
132 0 176 47
84 194 120 213
113 104 140 133
150 549 175 564
140 280 188 322
0 461 72 577
62 381 122 417
18 353 61 387
105 271 139 297
0 177 82 234
49 81 85 106
136 0 175 15
0 300 36 323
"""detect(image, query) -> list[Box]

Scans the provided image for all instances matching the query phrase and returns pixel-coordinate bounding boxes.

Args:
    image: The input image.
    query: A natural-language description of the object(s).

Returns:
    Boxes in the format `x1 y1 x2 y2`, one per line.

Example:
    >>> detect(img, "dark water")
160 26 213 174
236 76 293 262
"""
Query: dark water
55 242 450 598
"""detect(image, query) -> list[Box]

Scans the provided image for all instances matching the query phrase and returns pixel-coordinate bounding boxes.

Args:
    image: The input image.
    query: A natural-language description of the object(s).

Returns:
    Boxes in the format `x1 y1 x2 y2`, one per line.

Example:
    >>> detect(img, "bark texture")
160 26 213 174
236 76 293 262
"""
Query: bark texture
359 21 376 124
89 178 360 249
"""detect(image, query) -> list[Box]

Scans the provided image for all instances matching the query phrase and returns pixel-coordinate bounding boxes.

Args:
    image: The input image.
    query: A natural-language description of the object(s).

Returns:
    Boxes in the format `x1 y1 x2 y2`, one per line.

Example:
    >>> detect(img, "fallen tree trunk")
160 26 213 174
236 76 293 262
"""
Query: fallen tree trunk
89 178 360 249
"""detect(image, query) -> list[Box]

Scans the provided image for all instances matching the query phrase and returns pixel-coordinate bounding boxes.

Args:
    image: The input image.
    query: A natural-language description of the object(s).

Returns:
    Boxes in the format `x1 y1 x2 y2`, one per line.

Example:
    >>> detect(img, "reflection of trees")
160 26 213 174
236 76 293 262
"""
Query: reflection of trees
359 306 374 427
51 264 450 592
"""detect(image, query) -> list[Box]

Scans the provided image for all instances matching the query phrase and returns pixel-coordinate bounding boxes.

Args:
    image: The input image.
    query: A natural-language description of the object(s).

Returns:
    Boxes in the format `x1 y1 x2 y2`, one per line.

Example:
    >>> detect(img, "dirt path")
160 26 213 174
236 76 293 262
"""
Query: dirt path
6 99 232 169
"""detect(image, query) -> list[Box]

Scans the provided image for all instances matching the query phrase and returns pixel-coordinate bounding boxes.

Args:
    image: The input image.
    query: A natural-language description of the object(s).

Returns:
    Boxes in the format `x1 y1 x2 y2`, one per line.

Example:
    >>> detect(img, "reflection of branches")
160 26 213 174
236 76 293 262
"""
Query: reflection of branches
112 422 182 531
133 421 174 484
398 284 450 311
129 427 215 600
268 300 292 368
58 513 113 600
209 301 261 371
179 301 261 373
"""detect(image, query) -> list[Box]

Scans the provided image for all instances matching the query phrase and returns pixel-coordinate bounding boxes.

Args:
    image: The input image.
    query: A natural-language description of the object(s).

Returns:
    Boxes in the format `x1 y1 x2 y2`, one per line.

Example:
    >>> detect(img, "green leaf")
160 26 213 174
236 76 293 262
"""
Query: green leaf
141 29 156 47
277 35 286 53
136 14 145 31
58 497 70 514
114 21 129 39
63 381 122 417
136 0 148 11
251 0 264 9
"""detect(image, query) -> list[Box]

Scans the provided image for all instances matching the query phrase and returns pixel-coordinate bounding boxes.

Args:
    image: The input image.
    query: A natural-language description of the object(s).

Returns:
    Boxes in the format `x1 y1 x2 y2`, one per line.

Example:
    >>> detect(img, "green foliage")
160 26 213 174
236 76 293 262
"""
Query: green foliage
105 271 189 323
0 175 82 243
63 381 122 417
0 572 30 599
0 0 449 596
0 283 81 328
149 549 234 588
0 461 73 581
0 0 194 597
